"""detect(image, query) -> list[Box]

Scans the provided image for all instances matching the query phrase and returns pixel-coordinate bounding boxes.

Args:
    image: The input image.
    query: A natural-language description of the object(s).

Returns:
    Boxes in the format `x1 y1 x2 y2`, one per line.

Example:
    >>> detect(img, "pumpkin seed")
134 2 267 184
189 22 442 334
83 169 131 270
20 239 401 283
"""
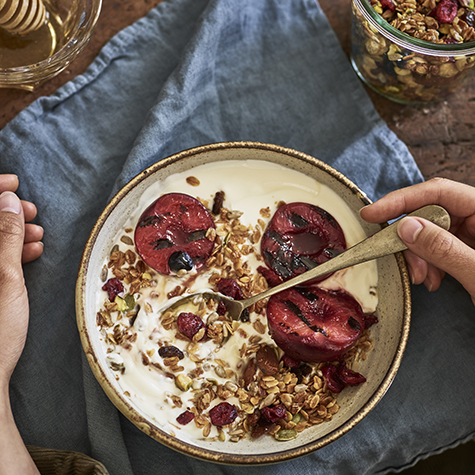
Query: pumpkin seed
275 429 298 441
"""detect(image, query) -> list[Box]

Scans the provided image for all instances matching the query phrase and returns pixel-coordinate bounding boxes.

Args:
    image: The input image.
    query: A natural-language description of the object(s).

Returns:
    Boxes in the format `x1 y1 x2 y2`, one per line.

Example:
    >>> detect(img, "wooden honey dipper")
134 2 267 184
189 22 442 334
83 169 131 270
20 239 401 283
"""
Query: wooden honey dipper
0 0 46 35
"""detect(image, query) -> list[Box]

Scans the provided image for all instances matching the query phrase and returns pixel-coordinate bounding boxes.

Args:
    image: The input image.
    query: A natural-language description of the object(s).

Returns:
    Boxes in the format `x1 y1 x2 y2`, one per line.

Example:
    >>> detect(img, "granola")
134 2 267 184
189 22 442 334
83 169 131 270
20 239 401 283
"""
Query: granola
351 0 475 103
95 160 378 443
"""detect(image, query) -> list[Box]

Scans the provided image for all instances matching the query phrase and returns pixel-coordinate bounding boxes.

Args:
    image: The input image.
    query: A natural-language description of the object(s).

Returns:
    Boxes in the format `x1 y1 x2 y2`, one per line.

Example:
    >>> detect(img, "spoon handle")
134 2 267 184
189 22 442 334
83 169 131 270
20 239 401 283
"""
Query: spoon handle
241 205 450 308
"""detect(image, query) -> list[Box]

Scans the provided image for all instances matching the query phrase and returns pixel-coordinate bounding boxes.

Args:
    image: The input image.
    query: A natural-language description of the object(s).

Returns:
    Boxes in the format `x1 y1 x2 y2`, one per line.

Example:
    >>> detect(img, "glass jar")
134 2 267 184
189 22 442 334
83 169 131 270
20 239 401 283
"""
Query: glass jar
351 0 475 104
0 0 102 91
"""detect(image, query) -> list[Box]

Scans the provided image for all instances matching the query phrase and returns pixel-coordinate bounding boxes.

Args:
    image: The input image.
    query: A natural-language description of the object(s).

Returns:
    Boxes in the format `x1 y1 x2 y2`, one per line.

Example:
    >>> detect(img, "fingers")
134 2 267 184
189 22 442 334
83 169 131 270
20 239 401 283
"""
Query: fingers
0 175 19 194
22 242 44 264
24 223 43 244
21 200 37 223
397 216 475 298
360 178 475 223
23 224 44 263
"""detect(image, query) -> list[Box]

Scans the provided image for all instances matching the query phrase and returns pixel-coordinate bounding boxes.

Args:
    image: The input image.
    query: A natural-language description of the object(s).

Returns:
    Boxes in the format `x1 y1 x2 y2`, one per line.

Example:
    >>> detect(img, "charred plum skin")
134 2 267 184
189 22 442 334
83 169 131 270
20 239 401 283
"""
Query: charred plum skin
134 193 215 275
260 202 346 284
266 287 365 363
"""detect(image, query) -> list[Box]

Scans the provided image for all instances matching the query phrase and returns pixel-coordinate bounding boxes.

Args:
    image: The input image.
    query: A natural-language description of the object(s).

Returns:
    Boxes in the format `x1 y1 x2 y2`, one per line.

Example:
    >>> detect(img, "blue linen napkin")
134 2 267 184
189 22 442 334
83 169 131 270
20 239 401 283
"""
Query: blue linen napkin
1 0 474 474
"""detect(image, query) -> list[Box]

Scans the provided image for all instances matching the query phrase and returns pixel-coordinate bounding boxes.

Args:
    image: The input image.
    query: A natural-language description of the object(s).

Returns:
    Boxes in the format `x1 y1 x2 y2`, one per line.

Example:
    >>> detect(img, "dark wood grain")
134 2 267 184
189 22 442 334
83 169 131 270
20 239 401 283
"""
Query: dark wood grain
1 0 474 187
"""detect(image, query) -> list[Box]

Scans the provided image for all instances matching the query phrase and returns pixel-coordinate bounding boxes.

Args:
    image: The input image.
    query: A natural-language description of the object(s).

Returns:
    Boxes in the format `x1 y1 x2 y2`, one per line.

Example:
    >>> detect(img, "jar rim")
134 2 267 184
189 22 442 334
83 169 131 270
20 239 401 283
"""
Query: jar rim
354 0 475 56
0 0 102 82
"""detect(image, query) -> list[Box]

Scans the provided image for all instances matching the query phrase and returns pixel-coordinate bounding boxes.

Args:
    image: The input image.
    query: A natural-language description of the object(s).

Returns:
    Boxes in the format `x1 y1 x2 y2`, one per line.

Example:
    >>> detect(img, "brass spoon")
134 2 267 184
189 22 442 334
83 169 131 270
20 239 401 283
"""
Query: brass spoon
164 205 450 321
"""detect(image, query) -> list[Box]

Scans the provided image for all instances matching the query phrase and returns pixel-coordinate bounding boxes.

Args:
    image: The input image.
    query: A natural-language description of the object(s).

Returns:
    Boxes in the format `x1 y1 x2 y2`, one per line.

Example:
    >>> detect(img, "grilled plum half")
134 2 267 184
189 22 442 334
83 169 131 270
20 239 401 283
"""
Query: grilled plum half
261 202 346 284
266 287 365 363
134 193 215 275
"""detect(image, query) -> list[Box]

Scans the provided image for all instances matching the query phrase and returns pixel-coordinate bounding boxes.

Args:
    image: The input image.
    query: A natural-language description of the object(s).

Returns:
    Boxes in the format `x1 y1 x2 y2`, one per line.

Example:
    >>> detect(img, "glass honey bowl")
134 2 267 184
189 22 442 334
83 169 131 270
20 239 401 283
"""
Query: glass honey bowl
351 0 475 104
0 0 102 91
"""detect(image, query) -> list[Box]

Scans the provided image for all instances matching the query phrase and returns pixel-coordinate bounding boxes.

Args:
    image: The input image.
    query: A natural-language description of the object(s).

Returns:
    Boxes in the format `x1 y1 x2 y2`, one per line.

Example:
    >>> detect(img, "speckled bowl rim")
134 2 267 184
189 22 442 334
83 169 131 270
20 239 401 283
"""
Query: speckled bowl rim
76 141 411 465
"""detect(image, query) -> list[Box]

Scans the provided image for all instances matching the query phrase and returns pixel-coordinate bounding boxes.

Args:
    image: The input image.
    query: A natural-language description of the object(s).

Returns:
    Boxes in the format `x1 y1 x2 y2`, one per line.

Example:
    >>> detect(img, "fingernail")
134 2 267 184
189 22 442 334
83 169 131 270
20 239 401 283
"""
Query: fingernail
0 191 21 214
397 217 423 244
424 277 433 293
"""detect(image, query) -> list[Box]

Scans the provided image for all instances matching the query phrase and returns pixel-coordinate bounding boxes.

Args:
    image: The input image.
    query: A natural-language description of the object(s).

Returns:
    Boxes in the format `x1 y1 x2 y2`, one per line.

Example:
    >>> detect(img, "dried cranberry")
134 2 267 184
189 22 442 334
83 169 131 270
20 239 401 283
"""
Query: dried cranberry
380 0 395 12
102 278 124 302
266 287 365 363
134 193 215 275
338 361 366 386
261 203 346 285
176 312 206 340
209 402 238 426
257 265 283 287
321 364 345 393
322 362 366 393
282 353 300 369
176 410 195 425
216 278 243 300
430 0 458 24
216 301 227 316
364 313 378 329
261 404 287 423
158 345 184 359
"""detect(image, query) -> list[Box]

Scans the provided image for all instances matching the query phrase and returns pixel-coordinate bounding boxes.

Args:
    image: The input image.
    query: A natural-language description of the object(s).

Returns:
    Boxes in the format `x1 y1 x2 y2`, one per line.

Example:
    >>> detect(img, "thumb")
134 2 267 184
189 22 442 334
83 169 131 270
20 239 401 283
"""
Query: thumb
0 192 28 383
0 192 25 298
397 216 475 298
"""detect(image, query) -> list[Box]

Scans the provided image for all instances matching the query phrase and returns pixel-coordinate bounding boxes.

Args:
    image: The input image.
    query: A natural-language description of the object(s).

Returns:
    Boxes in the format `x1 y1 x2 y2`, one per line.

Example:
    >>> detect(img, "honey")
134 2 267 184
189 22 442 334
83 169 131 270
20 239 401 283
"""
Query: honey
0 0 62 69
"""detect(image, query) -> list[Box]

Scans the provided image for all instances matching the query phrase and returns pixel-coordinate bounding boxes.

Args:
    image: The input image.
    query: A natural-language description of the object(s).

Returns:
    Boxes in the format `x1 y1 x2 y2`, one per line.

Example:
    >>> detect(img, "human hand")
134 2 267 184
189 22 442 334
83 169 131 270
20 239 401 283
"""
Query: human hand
360 178 475 304
0 175 43 385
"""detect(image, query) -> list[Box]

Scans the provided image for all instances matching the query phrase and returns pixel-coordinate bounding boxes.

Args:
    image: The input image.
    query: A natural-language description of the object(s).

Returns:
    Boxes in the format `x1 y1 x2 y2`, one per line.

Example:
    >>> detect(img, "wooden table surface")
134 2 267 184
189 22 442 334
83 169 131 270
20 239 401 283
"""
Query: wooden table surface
1 0 474 187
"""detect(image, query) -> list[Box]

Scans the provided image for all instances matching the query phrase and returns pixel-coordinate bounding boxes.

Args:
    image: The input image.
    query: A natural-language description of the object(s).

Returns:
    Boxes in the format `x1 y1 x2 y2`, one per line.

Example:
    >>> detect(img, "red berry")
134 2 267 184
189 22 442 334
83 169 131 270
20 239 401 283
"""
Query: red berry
337 361 366 386
364 313 378 329
102 278 124 302
216 278 243 300
321 362 366 393
216 301 227 316
266 287 365 362
257 265 283 287
134 193 215 275
176 410 195 425
430 0 458 24
176 312 206 340
321 364 345 393
380 0 395 12
261 203 346 285
261 404 287 423
209 402 238 426
282 353 300 369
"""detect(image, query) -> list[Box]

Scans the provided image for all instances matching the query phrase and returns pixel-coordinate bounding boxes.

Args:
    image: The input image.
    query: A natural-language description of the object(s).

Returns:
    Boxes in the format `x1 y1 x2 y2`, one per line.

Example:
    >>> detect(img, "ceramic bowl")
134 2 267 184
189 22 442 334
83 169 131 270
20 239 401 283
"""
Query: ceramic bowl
76 141 411 464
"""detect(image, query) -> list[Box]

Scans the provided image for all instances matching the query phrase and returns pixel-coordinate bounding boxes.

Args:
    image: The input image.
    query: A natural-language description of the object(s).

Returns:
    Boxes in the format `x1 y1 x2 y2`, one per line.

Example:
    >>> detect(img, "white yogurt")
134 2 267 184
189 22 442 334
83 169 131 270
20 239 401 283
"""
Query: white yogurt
97 159 378 441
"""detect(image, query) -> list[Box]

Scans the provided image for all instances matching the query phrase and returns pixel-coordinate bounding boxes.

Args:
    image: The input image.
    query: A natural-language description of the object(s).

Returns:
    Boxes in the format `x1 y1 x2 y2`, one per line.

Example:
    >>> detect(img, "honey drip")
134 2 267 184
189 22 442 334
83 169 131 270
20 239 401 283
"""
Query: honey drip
0 0 46 35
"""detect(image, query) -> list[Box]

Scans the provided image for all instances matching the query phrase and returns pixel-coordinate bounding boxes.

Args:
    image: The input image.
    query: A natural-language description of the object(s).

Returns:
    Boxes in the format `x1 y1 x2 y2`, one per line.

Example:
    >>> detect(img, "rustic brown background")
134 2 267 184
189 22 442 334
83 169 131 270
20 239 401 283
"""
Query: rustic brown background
1 0 474 187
